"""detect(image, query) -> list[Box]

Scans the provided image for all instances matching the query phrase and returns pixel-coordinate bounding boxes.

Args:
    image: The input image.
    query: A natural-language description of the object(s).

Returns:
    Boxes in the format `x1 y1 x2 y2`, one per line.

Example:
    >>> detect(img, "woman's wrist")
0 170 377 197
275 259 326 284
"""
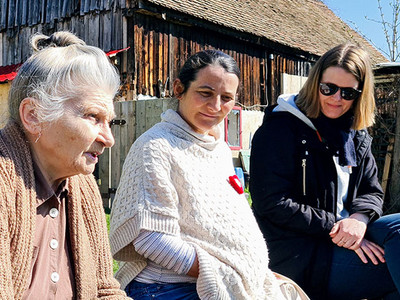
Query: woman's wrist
349 212 369 225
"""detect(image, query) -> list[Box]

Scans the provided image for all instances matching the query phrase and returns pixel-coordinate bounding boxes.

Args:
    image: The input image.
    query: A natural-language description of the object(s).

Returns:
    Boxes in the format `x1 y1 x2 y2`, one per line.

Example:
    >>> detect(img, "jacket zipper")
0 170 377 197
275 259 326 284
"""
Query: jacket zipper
302 150 309 196
302 158 306 196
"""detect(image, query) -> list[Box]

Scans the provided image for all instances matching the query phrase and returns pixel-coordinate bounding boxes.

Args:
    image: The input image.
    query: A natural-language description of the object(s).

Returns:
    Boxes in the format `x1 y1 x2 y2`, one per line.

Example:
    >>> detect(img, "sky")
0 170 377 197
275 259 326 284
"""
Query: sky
324 0 393 60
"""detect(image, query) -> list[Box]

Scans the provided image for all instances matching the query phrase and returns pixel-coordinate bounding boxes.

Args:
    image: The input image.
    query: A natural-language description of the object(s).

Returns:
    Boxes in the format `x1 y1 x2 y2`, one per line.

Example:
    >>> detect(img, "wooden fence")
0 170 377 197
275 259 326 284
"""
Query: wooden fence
98 97 178 209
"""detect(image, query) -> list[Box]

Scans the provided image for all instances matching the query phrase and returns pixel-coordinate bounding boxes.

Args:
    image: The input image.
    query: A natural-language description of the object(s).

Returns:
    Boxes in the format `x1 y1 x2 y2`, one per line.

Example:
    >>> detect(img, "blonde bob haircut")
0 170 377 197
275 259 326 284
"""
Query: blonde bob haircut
8 31 120 124
296 44 375 130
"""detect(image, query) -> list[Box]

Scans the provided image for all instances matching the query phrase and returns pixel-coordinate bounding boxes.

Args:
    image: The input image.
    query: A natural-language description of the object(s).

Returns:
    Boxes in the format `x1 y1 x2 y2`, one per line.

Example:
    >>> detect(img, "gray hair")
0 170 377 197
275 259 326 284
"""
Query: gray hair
8 31 120 124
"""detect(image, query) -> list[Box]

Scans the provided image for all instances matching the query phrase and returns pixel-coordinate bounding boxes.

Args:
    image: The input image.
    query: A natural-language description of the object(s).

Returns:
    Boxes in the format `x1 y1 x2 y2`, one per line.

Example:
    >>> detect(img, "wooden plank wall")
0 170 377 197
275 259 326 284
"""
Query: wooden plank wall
269 53 313 105
0 0 126 65
131 13 313 107
99 98 178 207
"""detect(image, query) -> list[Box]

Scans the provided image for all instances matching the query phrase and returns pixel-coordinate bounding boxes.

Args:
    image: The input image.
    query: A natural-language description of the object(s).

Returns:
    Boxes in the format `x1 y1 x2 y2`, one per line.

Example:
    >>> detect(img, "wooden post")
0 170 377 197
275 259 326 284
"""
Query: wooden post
389 92 400 213
99 98 178 209
382 137 394 199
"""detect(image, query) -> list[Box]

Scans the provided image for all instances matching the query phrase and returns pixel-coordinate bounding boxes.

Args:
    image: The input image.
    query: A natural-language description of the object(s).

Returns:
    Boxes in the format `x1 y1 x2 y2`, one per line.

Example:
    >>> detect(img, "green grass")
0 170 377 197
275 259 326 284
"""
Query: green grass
105 213 120 274
244 187 252 206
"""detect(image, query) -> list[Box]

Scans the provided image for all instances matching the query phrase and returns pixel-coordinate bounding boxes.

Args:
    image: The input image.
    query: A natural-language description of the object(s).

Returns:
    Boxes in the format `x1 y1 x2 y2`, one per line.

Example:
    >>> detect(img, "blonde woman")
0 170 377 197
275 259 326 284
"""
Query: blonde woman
250 44 400 299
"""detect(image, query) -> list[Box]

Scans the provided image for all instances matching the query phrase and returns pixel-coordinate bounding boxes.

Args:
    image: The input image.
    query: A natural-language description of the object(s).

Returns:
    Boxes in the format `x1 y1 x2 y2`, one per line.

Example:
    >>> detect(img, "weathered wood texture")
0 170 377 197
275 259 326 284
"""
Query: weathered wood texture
371 74 400 213
1 1 315 106
131 13 314 106
99 98 178 207
0 0 126 65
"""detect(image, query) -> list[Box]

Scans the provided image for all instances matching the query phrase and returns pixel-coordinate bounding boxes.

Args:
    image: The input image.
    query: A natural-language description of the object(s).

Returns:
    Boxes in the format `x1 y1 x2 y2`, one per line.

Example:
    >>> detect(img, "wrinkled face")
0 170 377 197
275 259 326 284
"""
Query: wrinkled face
176 64 239 135
37 91 115 182
319 66 359 119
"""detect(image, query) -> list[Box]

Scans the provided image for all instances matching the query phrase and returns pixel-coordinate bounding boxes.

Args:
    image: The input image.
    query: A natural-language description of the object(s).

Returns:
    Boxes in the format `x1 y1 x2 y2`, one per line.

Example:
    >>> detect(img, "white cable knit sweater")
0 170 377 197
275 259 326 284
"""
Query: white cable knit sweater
109 109 283 299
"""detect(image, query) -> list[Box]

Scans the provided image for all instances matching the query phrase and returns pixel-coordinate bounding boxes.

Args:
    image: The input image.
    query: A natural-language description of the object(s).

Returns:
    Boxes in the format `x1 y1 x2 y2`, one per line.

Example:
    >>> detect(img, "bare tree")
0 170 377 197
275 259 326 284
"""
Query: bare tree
366 0 400 62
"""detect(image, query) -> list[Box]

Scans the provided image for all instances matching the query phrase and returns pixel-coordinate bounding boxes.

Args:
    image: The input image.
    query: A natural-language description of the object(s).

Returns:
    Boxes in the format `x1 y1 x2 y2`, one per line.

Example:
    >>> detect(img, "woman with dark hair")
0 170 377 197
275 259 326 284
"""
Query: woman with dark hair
110 50 307 299
0 31 127 298
250 44 400 299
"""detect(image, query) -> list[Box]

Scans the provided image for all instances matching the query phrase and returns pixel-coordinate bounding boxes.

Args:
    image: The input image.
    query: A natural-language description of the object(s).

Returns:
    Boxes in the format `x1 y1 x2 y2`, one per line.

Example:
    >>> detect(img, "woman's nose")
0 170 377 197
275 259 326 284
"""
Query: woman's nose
98 123 115 148
209 96 221 111
333 89 343 101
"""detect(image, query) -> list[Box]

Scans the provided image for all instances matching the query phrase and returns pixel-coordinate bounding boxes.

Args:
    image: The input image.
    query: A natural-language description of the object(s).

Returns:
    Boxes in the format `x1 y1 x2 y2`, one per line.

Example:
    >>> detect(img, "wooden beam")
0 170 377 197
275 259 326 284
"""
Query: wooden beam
382 137 394 198
389 91 400 212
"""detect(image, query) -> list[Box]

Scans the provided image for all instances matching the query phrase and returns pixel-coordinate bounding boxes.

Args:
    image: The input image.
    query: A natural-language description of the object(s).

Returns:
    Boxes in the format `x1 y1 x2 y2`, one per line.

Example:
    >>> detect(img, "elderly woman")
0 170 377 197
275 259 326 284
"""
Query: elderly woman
250 44 400 299
109 49 308 300
0 31 128 299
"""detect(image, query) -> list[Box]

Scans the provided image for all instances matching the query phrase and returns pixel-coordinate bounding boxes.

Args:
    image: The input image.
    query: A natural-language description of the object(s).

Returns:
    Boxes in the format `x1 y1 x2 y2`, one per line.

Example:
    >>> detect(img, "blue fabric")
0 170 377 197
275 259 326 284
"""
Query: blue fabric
327 214 400 299
125 280 200 300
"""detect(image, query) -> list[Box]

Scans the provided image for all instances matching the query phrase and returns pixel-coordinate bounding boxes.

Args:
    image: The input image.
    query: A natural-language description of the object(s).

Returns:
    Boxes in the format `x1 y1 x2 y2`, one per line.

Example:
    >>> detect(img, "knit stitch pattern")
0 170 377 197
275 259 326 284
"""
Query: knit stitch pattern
110 110 283 299
0 121 128 299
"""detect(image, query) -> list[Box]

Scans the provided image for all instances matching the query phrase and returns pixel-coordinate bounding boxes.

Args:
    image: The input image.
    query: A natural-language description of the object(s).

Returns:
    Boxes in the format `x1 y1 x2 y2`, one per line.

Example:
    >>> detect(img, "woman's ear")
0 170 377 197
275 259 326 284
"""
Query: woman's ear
173 79 185 98
19 98 41 135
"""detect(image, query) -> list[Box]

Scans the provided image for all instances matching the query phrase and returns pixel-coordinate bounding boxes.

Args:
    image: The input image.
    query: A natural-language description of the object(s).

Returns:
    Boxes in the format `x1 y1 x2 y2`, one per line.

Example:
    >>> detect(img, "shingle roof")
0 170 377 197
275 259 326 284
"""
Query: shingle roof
144 0 388 63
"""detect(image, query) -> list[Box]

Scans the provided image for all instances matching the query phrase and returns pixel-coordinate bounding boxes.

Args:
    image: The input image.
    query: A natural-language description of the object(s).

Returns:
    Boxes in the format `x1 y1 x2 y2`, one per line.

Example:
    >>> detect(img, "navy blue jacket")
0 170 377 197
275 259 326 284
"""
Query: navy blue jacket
250 108 383 299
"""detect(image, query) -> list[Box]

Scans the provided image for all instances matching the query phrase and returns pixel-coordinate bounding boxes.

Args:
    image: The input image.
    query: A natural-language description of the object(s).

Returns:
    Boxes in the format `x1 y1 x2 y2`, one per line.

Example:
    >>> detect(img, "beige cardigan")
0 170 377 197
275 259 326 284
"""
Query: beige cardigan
0 121 128 299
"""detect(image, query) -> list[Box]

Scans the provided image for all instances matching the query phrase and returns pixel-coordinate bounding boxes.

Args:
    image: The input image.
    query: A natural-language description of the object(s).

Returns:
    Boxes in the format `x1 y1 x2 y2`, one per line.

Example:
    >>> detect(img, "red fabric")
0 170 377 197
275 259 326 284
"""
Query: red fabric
0 64 21 83
106 47 130 57
0 47 129 83
228 175 244 194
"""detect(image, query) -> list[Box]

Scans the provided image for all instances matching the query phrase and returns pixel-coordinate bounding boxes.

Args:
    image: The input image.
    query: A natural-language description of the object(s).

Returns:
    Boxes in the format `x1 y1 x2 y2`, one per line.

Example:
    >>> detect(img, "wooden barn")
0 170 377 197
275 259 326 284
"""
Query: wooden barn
0 0 387 106
0 0 389 206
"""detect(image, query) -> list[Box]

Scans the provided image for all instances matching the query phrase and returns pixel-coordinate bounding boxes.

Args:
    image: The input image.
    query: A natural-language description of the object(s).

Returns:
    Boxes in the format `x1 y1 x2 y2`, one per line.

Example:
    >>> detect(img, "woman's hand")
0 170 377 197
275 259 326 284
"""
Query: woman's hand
354 239 385 265
329 213 368 250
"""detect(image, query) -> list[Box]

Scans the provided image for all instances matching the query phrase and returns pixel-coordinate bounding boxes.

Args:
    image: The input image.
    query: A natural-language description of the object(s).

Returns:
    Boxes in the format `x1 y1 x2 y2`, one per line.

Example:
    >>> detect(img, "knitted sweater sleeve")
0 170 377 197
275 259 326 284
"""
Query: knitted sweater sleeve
110 134 181 259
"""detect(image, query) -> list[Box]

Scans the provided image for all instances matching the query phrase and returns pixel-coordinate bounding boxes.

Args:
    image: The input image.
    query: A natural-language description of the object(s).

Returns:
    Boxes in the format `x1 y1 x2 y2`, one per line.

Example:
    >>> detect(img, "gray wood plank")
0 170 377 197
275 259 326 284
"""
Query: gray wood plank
98 147 111 208
0 33 3 66
45 0 52 24
79 0 85 15
61 0 70 17
41 0 46 23
14 0 20 27
112 8 122 50
88 14 99 47
101 11 112 51
15 31 22 63
90 0 99 11
110 101 121 203
135 99 146 139
52 0 59 21
0 0 8 30
8 0 16 28
104 0 111 11
20 26 31 61
28 0 40 26
6 32 13 65
83 14 90 44
21 0 28 26
84 0 90 13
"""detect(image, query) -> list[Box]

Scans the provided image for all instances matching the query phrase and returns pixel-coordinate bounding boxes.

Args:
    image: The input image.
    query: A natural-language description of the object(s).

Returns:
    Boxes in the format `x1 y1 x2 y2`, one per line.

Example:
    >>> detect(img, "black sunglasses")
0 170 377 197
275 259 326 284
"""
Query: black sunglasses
319 83 361 101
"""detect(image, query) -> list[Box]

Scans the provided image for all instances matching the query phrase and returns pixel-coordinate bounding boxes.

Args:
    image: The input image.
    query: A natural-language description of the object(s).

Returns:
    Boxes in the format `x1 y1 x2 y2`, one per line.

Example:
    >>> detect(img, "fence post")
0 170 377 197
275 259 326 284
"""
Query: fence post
389 91 400 213
99 98 178 209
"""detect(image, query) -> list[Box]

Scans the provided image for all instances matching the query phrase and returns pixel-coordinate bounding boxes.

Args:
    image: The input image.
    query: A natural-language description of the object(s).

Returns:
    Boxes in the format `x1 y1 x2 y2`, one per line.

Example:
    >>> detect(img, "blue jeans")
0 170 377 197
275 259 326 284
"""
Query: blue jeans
327 214 400 300
125 280 200 300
